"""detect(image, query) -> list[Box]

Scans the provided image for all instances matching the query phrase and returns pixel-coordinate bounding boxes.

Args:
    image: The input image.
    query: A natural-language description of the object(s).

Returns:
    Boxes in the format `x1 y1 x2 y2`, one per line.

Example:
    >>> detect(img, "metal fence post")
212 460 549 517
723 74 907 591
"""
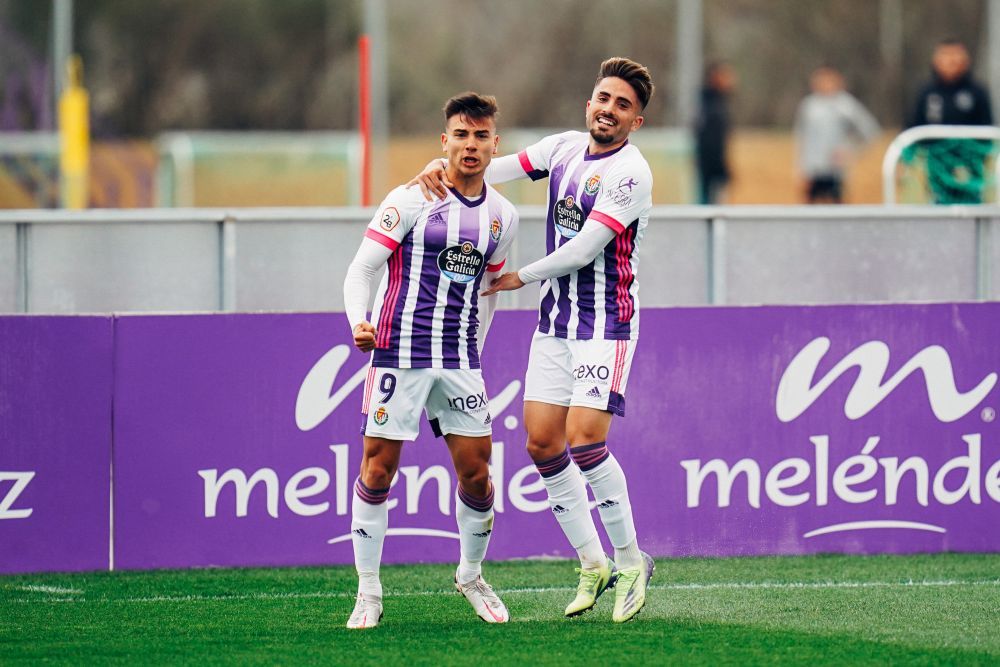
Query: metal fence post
15 222 29 313
219 215 237 311
708 216 727 305
976 216 993 300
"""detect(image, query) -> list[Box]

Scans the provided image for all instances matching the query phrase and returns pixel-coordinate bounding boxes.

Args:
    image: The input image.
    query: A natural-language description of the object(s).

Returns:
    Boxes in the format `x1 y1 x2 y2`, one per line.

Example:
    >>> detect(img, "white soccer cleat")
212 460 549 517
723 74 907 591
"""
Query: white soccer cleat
455 574 510 623
346 592 383 629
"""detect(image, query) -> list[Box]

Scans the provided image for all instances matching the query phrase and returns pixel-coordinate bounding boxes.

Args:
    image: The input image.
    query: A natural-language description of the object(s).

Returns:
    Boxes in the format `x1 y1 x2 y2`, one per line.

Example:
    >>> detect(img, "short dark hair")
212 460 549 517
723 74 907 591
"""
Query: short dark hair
937 37 967 49
596 57 654 109
443 92 499 124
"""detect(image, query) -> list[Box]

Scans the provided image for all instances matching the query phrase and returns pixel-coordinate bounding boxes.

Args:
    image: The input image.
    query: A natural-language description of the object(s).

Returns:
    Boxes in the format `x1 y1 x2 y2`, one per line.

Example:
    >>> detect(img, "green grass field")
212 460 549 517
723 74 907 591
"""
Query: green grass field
3 553 999 665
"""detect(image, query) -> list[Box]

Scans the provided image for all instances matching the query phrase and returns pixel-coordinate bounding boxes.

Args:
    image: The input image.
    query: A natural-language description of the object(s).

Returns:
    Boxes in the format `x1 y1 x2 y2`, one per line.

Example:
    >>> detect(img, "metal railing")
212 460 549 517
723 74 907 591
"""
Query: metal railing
882 125 1000 204
1 205 998 313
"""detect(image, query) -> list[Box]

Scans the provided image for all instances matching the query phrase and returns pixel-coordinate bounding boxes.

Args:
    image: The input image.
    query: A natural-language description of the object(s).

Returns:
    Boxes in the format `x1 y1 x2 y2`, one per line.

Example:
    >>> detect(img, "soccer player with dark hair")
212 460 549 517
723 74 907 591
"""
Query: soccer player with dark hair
412 57 656 623
343 92 518 629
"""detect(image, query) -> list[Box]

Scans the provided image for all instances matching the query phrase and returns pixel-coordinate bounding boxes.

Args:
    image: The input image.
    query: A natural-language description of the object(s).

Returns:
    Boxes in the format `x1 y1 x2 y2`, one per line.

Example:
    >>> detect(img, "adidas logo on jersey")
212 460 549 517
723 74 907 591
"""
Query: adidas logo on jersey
585 386 602 399
551 504 569 515
352 528 372 539
484 413 492 425
428 212 446 226
598 499 619 509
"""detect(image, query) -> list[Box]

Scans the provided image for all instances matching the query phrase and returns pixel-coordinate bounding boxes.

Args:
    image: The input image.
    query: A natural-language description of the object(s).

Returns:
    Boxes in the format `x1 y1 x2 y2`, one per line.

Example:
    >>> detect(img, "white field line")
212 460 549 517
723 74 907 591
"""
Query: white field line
13 585 84 595
5 579 999 604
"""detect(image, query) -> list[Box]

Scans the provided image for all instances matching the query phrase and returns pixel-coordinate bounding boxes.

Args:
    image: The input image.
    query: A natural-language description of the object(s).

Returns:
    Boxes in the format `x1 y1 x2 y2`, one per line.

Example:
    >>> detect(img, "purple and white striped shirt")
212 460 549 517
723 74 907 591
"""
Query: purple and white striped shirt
364 184 518 369
496 130 651 341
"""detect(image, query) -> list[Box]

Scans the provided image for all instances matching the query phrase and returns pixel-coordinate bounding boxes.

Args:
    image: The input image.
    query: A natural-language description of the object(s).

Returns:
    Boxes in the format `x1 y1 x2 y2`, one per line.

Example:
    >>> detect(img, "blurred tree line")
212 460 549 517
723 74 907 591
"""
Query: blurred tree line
0 0 990 136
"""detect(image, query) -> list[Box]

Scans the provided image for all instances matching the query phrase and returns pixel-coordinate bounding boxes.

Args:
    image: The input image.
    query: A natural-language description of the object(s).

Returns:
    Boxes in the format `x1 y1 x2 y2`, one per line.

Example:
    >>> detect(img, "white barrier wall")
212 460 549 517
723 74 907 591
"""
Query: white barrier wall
1 206 998 313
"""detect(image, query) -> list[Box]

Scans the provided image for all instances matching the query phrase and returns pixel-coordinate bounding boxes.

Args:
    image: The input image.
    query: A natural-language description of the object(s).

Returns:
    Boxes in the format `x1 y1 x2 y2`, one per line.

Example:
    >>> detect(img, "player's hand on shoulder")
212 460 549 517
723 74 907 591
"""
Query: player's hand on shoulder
406 158 451 201
480 271 525 296
353 322 377 352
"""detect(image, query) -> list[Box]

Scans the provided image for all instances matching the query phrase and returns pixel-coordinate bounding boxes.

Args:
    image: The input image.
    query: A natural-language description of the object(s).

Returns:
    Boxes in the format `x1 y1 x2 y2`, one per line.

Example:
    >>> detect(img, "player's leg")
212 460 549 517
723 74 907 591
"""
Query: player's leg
523 333 612 616
445 433 494 583
348 366 427 629
444 432 508 623
566 338 653 623
348 435 402 629
428 368 508 622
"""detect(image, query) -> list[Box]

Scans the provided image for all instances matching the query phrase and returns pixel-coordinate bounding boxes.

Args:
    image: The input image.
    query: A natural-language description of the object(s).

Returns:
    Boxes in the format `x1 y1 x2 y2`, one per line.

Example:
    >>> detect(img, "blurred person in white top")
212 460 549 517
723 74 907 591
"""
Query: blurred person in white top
794 65 880 204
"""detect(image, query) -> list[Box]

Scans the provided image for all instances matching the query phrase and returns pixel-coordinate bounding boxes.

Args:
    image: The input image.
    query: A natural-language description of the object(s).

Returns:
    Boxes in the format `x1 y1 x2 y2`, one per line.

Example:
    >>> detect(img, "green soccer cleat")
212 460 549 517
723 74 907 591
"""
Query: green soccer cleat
564 557 618 617
612 551 655 623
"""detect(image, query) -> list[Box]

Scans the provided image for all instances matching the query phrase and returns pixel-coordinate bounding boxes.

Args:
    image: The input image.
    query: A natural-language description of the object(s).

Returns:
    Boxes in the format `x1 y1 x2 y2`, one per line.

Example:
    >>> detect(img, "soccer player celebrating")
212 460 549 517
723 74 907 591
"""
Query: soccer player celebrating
343 93 518 629
412 58 655 623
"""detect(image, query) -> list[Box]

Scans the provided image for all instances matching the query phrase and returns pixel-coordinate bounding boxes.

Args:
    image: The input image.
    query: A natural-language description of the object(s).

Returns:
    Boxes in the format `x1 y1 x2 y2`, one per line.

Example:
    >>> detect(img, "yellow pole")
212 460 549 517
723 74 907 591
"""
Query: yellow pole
58 54 89 209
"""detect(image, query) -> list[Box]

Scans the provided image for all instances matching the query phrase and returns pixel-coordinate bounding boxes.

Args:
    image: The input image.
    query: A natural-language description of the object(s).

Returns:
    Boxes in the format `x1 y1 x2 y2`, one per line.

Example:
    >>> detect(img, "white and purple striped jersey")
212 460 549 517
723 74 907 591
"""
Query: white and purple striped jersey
495 130 651 340
363 184 518 369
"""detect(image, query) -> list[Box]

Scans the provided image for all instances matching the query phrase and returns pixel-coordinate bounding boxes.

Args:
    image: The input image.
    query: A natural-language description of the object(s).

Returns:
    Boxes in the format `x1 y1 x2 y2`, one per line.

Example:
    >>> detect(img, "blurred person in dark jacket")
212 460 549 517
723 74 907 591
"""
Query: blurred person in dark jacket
908 39 994 203
694 61 736 204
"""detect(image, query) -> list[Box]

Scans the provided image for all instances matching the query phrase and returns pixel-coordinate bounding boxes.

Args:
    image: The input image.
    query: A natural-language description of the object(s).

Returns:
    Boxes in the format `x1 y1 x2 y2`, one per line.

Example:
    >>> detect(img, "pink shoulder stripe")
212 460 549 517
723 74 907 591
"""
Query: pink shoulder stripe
589 209 626 235
517 150 535 174
486 259 506 272
365 228 399 250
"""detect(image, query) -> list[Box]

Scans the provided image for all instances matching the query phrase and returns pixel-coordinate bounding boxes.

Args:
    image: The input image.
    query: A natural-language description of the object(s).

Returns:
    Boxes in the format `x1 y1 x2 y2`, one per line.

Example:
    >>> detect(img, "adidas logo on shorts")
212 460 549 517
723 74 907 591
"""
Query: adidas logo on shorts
484 413 492 425
551 504 569 515
598 499 619 509
585 386 602 399
352 528 372 539
472 529 492 538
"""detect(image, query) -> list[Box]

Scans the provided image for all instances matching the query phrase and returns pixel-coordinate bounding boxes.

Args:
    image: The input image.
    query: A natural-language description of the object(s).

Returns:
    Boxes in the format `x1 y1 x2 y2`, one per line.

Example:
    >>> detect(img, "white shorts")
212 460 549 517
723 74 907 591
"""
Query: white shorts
360 366 492 441
523 331 636 417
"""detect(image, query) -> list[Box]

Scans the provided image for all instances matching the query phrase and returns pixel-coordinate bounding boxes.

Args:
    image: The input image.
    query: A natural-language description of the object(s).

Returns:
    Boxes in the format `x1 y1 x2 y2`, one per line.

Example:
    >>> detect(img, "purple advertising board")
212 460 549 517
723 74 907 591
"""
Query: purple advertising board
111 304 1000 570
0 316 113 573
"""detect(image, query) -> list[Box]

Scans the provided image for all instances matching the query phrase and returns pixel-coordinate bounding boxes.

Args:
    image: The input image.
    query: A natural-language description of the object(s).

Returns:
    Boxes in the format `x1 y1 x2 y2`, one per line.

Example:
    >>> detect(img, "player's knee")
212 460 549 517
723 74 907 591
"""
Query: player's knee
566 418 610 446
456 464 490 497
360 458 395 490
567 428 604 447
525 438 565 463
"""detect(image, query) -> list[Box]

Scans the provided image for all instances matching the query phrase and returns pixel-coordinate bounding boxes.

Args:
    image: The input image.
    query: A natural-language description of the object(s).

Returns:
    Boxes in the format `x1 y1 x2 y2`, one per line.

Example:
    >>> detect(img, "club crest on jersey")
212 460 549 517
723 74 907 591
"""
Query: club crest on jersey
584 174 602 196
490 218 502 242
554 194 584 238
437 241 485 283
373 406 389 425
380 206 401 231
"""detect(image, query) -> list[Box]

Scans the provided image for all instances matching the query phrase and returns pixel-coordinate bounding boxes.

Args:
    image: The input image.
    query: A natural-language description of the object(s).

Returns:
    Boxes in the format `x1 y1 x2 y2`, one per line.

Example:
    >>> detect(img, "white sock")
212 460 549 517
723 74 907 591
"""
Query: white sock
576 536 607 570
573 447 640 568
456 484 495 584
535 450 603 565
615 540 643 569
351 479 389 598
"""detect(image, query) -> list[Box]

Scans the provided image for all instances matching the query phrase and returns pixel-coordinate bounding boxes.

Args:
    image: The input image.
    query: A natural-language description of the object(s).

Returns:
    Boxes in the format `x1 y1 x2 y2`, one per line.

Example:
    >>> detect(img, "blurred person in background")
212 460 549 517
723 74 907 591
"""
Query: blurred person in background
693 61 736 204
794 65 880 204
908 39 994 203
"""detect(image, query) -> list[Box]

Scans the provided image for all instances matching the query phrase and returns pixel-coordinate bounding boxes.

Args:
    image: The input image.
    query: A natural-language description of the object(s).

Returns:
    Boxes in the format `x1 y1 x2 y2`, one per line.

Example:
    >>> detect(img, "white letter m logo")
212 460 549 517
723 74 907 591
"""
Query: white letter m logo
776 337 997 423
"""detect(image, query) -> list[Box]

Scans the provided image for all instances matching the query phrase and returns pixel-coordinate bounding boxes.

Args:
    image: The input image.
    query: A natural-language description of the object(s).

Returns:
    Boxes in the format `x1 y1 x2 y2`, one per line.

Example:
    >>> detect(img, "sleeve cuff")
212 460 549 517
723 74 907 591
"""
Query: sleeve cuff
486 259 505 272
517 150 549 182
365 228 400 250
589 210 626 235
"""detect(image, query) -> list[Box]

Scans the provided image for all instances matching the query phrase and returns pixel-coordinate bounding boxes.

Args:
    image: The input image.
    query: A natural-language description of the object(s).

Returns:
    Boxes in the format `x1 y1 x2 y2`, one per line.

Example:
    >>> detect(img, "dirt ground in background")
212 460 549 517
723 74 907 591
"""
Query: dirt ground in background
727 130 894 204
0 130 898 208
385 130 897 205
